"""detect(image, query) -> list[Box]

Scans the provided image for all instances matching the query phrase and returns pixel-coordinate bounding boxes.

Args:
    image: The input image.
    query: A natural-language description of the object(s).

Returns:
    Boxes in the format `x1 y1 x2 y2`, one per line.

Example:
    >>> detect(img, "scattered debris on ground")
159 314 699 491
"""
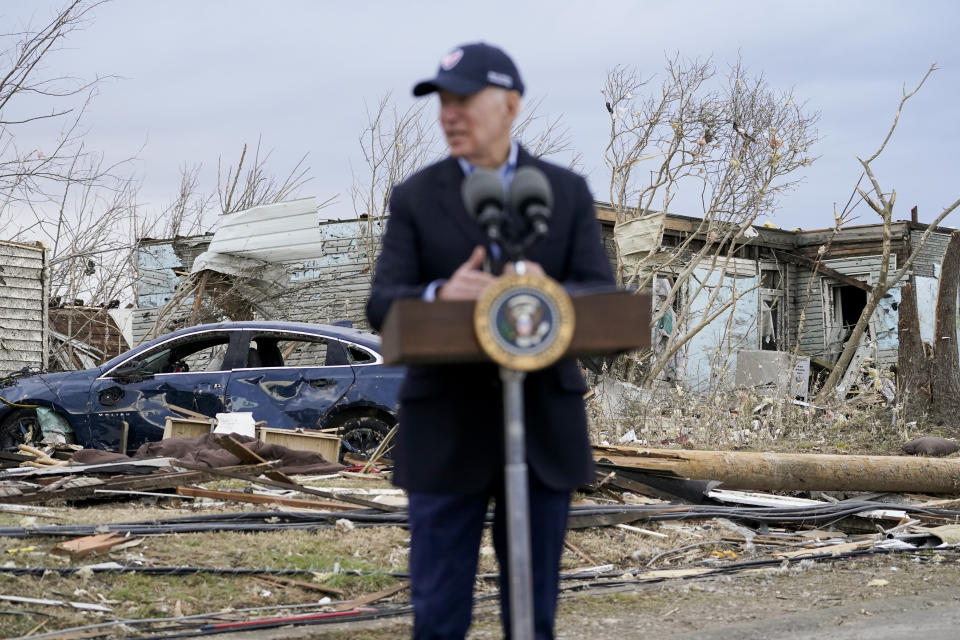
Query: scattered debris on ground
1 436 960 638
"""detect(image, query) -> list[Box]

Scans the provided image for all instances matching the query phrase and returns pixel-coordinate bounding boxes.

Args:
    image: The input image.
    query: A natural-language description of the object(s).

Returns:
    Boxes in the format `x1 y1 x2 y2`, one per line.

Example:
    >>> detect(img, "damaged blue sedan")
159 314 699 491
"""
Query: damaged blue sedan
0 321 402 458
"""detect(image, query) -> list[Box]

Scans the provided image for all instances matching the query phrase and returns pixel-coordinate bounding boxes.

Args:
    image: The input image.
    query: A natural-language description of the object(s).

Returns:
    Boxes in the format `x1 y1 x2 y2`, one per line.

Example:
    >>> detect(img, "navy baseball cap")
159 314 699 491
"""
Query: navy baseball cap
413 42 525 97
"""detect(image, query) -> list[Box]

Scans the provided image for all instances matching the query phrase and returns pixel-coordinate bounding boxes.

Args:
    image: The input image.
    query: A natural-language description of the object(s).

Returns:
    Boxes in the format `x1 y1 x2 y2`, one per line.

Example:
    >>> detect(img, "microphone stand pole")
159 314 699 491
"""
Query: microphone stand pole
490 250 535 640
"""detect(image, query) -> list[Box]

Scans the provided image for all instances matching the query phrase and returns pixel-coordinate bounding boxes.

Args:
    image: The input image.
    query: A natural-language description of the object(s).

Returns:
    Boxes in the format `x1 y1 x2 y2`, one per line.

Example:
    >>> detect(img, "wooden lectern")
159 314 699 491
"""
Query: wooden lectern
381 290 652 366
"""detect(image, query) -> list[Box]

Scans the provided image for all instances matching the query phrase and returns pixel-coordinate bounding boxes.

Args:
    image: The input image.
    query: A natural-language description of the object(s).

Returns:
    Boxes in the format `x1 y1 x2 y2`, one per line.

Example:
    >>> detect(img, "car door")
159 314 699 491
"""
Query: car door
224 330 355 430
85 330 243 451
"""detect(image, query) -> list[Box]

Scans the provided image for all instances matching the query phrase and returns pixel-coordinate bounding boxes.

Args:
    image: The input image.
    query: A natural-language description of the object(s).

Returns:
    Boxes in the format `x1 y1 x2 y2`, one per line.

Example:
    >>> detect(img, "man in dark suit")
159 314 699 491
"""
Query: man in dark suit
366 42 614 640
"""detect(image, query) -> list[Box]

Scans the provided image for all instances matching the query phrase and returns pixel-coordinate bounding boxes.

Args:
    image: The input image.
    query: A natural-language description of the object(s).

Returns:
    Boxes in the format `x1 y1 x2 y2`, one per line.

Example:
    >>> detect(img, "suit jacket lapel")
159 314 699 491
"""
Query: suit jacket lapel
434 156 486 247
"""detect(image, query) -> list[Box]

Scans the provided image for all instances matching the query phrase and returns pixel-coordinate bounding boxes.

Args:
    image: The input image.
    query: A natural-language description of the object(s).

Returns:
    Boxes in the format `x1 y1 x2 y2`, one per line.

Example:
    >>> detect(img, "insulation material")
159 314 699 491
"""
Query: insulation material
875 284 901 351
653 277 682 382
36 406 75 445
614 211 665 275
915 275 960 356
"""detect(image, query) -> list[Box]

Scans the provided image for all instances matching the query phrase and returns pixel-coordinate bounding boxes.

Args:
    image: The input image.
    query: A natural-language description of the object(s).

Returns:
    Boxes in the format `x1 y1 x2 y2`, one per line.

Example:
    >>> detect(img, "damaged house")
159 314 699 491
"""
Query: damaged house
602 203 959 396
133 197 377 345
0 239 132 375
129 197 959 399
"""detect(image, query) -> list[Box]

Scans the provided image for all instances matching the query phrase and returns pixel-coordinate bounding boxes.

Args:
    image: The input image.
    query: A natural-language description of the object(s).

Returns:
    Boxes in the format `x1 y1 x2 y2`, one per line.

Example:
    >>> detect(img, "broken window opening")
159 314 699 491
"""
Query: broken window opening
759 266 785 351
822 279 869 362
118 334 231 375
248 332 353 369
760 297 780 351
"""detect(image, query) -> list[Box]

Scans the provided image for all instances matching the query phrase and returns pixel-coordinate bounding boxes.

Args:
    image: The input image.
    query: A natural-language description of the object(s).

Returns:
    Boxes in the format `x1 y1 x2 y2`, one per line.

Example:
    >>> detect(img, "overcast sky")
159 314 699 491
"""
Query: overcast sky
6 0 960 234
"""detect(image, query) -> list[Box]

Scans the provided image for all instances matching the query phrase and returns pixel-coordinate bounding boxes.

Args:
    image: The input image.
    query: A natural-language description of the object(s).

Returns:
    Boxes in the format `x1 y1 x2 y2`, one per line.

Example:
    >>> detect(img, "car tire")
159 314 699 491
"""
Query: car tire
0 408 41 450
338 415 391 462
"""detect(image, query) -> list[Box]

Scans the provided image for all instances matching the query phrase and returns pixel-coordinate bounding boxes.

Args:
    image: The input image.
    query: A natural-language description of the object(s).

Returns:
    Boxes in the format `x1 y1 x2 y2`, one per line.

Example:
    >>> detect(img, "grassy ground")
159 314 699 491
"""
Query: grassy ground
0 490 728 638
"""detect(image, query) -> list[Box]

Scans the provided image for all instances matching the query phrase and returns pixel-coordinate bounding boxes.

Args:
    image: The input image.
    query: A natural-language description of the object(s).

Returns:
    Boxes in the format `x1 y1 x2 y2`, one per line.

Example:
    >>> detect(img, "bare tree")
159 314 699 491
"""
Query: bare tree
0 0 123 234
815 64 960 402
603 55 819 386
164 164 214 238
512 96 581 168
351 93 437 277
218 137 312 214
134 140 323 342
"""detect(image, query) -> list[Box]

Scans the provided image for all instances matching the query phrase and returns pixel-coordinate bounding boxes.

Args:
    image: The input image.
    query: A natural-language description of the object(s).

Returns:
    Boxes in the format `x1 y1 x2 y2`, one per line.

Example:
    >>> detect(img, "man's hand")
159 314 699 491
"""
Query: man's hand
504 260 545 277
437 246 496 300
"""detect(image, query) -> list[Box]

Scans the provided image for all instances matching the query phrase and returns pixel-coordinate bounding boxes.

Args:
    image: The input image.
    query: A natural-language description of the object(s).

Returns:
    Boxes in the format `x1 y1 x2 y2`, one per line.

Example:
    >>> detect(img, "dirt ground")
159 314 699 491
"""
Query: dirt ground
210 550 960 639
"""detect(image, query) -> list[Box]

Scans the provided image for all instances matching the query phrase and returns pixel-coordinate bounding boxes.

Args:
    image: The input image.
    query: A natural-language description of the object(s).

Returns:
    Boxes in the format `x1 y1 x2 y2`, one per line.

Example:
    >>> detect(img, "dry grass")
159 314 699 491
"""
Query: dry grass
587 382 951 456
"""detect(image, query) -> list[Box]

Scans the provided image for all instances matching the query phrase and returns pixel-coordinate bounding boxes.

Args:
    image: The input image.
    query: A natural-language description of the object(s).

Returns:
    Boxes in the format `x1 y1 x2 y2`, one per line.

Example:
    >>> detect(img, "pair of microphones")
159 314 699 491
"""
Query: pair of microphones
461 166 553 267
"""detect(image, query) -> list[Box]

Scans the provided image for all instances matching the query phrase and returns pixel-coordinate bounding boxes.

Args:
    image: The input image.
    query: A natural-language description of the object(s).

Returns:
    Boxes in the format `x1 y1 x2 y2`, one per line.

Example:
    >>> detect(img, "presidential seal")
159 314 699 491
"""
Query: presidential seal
474 273 575 371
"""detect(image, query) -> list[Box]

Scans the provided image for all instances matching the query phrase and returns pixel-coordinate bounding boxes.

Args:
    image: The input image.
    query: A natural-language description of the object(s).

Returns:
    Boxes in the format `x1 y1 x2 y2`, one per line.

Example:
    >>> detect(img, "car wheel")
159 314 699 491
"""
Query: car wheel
338 415 391 462
0 408 41 451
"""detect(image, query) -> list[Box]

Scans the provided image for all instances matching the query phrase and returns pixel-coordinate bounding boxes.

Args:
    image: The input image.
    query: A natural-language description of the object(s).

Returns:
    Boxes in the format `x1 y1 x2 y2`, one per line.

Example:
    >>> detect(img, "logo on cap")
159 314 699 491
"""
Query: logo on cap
440 48 463 71
487 71 513 88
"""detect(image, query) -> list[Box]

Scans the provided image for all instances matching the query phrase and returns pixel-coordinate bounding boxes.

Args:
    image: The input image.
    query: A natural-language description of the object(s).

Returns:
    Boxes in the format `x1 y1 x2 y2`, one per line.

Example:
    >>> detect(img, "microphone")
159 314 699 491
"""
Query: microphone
461 169 505 241
509 166 553 238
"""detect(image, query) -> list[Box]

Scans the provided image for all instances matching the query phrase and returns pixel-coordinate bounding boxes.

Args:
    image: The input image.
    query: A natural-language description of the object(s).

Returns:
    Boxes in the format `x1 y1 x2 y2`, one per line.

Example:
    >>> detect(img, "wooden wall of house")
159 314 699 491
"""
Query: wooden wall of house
909 230 952 278
0 240 47 374
791 254 899 368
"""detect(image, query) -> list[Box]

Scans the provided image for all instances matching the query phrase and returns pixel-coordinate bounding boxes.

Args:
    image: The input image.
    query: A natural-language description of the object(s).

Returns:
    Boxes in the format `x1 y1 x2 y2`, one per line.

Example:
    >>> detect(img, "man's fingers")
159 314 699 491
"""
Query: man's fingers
463 246 486 271
437 268 495 300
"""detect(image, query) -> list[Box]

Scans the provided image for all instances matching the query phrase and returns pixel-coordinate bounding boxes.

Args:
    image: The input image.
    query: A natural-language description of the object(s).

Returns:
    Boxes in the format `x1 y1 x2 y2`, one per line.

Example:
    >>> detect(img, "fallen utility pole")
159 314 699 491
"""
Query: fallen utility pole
594 445 960 493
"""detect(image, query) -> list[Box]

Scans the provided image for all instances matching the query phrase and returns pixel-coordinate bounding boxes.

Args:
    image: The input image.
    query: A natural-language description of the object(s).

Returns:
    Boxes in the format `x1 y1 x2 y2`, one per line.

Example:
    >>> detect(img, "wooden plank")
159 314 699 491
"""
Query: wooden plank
3 463 276 505
254 575 346 597
0 308 45 322
173 461 402 512
53 533 124 558
161 400 210 421
0 238 45 254
333 581 410 611
775 540 874 559
176 486 360 511
213 434 295 484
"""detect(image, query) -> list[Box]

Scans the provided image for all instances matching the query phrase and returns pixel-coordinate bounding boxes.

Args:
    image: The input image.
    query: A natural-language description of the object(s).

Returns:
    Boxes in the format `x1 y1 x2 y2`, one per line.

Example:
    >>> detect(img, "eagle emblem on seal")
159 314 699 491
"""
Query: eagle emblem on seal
499 293 550 349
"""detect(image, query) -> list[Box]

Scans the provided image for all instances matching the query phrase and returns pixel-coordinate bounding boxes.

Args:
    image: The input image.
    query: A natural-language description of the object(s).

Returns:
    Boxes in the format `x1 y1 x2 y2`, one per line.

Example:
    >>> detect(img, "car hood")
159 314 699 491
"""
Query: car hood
0 368 99 405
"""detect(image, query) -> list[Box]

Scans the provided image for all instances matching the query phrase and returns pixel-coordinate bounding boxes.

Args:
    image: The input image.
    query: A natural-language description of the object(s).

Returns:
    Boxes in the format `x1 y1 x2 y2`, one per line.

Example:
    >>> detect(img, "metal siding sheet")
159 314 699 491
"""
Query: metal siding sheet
207 198 323 263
